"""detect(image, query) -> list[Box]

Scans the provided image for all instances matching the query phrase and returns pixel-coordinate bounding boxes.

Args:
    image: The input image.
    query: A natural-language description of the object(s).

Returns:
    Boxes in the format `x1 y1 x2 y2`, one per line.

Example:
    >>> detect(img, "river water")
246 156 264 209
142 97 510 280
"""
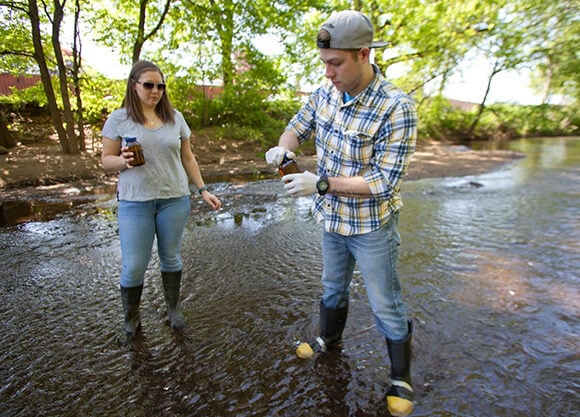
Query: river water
0 137 578 417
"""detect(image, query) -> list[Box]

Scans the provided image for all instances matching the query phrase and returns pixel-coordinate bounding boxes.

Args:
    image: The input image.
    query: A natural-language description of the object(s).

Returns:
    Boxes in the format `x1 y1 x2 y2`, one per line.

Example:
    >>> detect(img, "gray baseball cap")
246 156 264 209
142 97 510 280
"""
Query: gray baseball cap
317 10 388 50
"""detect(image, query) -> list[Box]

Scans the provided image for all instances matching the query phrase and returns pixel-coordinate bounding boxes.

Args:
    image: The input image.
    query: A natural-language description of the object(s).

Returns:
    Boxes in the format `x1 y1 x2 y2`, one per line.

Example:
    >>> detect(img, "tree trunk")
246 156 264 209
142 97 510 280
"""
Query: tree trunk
438 65 454 95
73 0 86 151
217 0 234 87
133 0 147 63
0 112 17 149
52 0 80 154
220 32 234 87
541 63 553 105
468 60 500 138
132 0 172 64
28 0 69 152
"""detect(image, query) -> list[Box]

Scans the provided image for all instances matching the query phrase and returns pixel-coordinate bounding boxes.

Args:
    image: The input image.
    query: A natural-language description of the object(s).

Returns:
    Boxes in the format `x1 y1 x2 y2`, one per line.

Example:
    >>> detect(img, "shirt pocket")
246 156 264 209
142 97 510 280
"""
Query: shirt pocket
343 130 374 163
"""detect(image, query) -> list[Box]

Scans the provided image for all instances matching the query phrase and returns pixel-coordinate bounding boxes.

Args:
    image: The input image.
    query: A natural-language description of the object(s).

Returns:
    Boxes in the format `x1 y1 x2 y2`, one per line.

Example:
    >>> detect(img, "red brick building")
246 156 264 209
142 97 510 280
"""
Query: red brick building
0 74 42 96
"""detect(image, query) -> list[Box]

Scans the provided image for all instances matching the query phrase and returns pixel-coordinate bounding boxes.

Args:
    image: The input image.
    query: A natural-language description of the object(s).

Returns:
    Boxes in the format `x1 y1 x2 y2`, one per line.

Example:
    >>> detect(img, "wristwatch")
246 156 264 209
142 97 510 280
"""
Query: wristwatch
316 176 330 195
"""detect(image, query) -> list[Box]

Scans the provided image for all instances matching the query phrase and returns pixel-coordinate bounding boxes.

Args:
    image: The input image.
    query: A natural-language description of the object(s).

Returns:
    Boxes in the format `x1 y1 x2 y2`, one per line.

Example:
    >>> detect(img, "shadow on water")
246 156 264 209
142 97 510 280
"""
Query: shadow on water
0 171 277 227
0 184 117 227
0 197 104 226
0 137 578 417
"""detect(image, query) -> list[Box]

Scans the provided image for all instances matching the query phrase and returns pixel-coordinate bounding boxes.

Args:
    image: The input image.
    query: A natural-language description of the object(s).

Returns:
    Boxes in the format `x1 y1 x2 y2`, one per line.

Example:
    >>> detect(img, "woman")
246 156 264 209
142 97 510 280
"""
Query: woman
101 60 221 346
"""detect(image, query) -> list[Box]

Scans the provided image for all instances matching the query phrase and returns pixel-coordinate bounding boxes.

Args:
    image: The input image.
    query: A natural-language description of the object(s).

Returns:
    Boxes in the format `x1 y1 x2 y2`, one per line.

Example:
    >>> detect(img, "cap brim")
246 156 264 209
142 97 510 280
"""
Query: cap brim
371 40 389 48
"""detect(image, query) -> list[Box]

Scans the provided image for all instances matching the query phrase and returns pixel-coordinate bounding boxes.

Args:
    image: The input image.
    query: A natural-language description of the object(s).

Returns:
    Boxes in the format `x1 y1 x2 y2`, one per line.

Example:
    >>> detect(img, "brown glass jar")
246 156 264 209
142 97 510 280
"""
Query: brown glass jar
124 137 145 167
278 154 300 177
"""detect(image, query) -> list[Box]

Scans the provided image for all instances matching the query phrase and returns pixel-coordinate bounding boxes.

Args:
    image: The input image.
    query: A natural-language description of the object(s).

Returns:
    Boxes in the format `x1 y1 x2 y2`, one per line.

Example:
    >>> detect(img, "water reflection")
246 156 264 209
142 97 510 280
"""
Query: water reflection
0 137 578 417
0 184 117 227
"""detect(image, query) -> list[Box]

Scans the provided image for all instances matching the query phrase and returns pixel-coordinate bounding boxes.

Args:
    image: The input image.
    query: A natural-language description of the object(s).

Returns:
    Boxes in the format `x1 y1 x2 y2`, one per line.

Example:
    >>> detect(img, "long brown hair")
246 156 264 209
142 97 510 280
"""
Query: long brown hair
122 60 175 125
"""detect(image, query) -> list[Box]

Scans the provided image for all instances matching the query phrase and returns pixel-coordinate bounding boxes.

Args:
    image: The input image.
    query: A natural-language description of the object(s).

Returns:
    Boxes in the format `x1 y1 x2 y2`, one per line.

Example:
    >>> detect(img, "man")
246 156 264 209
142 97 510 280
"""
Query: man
265 10 418 417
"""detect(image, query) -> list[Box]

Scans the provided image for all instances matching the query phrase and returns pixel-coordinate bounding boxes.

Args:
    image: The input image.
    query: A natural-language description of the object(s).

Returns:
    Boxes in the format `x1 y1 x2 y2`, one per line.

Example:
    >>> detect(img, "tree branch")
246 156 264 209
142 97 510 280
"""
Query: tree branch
143 0 172 41
0 50 35 58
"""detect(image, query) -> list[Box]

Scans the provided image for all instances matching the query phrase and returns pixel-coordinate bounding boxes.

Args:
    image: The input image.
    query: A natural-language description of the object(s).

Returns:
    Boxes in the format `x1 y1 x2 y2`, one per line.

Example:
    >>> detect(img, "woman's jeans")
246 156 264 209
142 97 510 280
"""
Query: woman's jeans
118 196 190 288
321 212 409 341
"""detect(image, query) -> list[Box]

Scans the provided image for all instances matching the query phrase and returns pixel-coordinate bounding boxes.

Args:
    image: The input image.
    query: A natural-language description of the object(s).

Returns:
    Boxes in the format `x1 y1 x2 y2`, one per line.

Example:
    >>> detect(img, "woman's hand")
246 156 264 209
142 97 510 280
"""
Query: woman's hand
102 138 135 172
120 146 136 169
201 190 221 210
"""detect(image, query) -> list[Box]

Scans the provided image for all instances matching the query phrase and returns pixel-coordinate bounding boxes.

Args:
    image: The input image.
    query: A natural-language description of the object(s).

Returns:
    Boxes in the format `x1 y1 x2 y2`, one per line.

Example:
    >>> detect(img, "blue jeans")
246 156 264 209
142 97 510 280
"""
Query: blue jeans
321 212 409 341
117 196 190 288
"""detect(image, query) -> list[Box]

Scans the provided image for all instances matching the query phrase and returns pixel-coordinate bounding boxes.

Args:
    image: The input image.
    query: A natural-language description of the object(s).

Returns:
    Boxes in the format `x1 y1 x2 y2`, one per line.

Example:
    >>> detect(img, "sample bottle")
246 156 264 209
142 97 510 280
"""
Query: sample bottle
124 137 145 166
278 154 300 177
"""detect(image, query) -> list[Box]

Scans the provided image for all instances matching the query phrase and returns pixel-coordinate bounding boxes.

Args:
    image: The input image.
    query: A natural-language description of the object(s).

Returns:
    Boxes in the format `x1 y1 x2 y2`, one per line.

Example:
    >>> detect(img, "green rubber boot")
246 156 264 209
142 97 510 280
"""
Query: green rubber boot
162 270 186 330
386 320 414 417
296 302 348 359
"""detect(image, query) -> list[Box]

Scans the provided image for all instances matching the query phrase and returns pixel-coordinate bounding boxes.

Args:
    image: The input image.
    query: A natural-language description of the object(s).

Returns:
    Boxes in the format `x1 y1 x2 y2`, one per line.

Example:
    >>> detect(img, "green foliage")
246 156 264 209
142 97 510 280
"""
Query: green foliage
0 4 39 73
418 96 474 141
79 72 126 124
418 95 578 142
172 81 301 146
522 0 579 104
0 83 48 109
84 0 172 63
0 72 125 126
483 103 579 137
2 0 578 152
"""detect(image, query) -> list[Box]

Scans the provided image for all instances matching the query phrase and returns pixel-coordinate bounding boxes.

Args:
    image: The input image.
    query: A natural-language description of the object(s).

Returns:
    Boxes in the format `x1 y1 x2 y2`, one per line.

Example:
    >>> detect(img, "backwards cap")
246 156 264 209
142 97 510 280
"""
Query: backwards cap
317 10 388 49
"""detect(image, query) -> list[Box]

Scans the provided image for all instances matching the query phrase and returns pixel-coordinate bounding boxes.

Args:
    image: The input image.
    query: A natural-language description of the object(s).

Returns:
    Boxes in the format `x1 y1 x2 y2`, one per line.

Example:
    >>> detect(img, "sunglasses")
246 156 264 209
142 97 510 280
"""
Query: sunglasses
136 81 166 91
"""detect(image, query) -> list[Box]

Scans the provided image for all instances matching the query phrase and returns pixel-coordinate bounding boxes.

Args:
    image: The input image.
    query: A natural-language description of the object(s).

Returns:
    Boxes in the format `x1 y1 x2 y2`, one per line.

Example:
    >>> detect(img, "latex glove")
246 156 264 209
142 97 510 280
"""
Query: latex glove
282 170 319 196
265 146 296 166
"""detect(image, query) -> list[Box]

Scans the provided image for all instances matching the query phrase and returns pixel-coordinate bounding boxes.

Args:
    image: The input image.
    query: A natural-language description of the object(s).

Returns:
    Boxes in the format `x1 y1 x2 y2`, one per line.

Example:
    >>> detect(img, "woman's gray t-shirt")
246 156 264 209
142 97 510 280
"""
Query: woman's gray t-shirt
101 108 192 201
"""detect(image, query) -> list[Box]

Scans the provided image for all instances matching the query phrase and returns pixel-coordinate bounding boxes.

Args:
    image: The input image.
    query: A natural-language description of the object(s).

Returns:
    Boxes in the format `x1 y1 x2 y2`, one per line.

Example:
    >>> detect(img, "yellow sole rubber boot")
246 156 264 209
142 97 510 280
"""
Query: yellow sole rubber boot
296 342 315 359
295 337 327 359
386 380 414 416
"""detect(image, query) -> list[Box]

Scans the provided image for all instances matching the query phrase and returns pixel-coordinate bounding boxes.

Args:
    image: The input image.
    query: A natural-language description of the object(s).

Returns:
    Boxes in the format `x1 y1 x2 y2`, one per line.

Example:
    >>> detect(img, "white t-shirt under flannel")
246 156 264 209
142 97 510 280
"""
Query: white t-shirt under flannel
286 66 418 236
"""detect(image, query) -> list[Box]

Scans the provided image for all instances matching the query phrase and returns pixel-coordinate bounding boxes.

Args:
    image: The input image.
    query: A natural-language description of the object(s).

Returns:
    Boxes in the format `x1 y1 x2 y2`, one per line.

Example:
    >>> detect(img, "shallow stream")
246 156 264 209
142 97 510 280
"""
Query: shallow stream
0 137 578 416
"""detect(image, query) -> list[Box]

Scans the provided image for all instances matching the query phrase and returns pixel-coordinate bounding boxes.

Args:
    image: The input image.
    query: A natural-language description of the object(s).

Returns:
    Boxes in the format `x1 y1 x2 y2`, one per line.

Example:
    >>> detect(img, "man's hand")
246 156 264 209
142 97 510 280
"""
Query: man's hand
265 146 296 166
282 171 319 196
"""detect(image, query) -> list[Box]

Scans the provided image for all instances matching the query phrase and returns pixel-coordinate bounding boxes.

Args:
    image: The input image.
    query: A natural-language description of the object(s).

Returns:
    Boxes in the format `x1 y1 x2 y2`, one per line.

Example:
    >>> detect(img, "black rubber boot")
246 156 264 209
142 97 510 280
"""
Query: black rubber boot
386 320 414 417
161 270 185 330
296 302 348 359
118 284 143 347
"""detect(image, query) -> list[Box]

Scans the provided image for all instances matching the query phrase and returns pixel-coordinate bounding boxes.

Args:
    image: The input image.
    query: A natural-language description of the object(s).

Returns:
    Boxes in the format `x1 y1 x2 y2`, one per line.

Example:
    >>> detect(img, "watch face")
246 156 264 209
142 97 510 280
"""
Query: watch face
317 178 329 194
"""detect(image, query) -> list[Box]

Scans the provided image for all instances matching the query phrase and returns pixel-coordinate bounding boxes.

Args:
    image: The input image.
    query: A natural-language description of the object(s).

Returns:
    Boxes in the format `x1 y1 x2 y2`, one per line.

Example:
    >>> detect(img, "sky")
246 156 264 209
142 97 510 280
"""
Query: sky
439 60 543 105
82 40 130 79
82 39 544 106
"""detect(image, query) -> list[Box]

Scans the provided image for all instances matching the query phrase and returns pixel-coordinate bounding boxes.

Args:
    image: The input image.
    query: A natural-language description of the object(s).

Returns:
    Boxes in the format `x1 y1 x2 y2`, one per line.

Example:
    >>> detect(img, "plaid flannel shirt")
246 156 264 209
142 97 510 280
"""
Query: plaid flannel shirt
286 65 418 236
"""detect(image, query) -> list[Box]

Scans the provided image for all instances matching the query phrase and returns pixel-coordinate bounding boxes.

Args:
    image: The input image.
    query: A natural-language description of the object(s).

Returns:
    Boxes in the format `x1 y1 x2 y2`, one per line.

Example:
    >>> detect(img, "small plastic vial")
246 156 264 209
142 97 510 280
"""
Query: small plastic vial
124 137 145 166
278 154 300 177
